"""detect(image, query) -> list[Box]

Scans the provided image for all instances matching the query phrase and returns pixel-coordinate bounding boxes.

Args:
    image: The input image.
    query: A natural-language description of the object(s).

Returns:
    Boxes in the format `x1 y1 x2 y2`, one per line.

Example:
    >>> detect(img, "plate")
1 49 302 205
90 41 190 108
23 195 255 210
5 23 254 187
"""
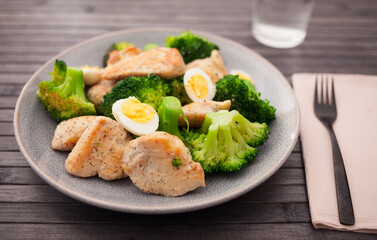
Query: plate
14 28 300 214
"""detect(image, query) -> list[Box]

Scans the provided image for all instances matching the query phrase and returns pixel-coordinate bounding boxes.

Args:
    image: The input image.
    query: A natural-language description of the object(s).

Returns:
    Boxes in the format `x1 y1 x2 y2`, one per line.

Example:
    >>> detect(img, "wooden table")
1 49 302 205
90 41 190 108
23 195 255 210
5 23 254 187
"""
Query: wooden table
1 0 376 239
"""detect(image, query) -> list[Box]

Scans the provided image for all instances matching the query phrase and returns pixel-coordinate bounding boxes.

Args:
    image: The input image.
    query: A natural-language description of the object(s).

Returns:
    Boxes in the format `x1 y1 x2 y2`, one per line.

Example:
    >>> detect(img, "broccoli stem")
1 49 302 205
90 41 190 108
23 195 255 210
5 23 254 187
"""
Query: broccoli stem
56 67 88 101
157 96 188 140
202 124 219 159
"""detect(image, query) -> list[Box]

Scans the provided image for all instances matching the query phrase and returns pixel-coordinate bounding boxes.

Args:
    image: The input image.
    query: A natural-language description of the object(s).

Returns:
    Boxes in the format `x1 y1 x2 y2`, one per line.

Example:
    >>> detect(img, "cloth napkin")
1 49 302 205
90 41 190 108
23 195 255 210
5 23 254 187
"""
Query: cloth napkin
292 73 377 233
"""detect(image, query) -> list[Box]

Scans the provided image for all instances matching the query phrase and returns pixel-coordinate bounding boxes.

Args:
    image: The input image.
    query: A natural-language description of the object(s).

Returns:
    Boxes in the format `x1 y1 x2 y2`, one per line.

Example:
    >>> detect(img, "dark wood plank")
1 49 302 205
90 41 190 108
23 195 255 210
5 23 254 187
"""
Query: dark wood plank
0 97 17 108
0 167 305 185
0 136 18 150
0 184 307 204
0 151 27 167
0 123 14 135
0 223 375 240
0 202 310 223
0 167 45 185
265 168 305 185
0 63 42 74
0 84 23 96
281 152 303 168
0 73 32 84
0 185 76 203
0 109 14 121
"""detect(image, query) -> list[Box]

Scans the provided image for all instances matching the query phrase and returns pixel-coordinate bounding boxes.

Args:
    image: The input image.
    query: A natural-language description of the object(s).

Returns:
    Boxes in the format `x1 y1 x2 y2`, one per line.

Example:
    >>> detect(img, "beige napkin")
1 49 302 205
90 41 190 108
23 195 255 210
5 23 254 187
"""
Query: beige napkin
292 73 377 233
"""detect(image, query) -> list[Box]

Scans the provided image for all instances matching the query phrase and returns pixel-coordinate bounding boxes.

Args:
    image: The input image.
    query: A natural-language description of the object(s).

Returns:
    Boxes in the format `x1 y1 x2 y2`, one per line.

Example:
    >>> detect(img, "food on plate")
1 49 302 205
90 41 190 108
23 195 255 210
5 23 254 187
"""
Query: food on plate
87 79 117 109
65 116 132 180
157 96 189 141
103 41 135 67
166 30 219 64
214 74 275 124
100 47 186 80
122 131 205 197
80 65 101 86
112 97 159 136
38 60 97 122
183 110 270 173
178 100 231 128
185 50 227 84
183 68 216 102
37 30 276 197
52 116 98 151
99 74 190 119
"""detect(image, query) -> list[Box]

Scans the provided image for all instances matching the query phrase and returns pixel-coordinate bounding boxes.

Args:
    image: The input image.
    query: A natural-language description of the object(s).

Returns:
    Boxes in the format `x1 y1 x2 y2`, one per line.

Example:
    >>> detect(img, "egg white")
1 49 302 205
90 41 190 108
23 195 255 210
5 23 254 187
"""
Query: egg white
112 97 159 136
80 66 101 86
184 68 216 102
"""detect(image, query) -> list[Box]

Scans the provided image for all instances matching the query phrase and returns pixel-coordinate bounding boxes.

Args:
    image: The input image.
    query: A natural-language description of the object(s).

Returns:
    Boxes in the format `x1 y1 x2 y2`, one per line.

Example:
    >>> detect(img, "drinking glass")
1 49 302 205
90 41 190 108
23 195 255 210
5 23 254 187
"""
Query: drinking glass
252 0 315 48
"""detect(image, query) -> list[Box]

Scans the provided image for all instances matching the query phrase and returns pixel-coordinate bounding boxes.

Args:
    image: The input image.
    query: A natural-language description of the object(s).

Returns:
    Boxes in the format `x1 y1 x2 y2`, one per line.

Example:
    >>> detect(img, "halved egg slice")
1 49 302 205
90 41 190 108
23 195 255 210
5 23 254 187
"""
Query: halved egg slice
112 97 159 136
184 68 216 102
80 65 101 86
230 69 253 84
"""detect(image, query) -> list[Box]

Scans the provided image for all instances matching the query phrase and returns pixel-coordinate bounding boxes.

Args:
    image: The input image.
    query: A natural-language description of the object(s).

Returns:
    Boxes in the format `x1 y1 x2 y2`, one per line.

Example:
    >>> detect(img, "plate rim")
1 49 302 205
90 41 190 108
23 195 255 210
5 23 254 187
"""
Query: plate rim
14 27 300 214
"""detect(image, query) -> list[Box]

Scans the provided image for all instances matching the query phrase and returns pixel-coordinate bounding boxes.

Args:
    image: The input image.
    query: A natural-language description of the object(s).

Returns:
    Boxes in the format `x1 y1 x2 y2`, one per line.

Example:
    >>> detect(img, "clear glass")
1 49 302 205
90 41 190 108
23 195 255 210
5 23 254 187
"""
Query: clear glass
252 0 315 48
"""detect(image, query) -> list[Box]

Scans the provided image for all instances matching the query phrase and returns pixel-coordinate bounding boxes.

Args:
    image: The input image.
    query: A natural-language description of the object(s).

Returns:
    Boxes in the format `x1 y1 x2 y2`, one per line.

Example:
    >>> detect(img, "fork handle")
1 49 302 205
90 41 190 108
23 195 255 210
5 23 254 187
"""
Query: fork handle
327 123 355 225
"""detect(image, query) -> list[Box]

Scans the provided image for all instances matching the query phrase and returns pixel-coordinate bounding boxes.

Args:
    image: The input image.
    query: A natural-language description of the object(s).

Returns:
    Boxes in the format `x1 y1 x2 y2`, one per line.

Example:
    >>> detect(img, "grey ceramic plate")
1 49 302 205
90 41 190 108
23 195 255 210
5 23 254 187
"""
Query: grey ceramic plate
14 28 300 214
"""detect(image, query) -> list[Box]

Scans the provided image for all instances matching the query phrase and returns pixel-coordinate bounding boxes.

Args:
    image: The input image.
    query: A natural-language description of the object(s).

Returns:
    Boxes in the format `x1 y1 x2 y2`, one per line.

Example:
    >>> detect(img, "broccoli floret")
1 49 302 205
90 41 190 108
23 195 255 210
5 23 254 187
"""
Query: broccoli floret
37 60 97 122
183 110 270 173
214 74 276 124
166 30 219 64
113 41 133 51
103 41 134 67
157 96 188 141
144 43 159 51
49 59 67 85
100 74 190 118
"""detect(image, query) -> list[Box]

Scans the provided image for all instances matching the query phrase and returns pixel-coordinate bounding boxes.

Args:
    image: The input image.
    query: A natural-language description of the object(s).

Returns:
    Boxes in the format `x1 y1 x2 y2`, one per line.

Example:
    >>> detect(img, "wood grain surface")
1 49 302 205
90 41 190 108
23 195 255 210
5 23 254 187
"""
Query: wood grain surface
1 0 376 239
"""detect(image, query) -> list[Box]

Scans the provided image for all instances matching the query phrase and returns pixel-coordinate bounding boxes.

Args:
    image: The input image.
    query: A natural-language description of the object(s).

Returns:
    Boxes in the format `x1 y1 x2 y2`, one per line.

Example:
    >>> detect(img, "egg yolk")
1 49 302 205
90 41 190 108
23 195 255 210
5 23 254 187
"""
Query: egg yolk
121 98 155 123
236 72 253 84
185 74 208 99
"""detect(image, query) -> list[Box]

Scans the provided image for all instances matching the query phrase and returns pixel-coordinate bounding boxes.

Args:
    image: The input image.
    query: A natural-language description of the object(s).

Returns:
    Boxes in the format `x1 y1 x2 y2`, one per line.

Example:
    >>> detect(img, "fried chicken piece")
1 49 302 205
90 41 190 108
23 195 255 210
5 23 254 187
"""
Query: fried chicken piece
100 47 186 80
87 79 117 109
65 116 132 180
51 116 98 151
178 100 231 128
122 132 205 197
185 50 227 84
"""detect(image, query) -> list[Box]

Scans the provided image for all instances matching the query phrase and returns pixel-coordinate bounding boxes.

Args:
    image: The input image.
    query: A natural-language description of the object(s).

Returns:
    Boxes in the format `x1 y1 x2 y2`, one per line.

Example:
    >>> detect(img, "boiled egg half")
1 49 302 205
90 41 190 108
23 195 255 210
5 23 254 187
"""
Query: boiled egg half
184 68 216 102
230 69 253 84
112 97 159 136
80 65 101 86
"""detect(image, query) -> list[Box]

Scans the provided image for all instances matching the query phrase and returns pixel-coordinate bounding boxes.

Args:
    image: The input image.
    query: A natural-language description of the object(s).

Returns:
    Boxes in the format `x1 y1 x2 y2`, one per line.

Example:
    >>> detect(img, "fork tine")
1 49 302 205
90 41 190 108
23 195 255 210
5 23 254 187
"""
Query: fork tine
320 75 324 104
314 75 319 105
325 75 329 105
331 77 336 108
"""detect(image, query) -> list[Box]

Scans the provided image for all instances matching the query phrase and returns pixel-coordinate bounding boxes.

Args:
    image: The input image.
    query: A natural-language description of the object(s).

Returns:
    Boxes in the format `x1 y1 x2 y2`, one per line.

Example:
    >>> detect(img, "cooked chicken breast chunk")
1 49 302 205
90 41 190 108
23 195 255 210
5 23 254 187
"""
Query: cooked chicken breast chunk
178 100 231 128
87 79 117 110
101 47 186 80
185 50 227 84
51 116 98 151
65 116 132 180
122 132 205 197
107 45 143 66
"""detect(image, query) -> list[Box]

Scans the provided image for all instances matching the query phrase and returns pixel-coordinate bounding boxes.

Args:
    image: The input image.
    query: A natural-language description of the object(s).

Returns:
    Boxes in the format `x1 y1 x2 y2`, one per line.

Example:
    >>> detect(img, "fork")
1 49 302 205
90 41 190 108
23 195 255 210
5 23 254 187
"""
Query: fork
314 75 355 225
